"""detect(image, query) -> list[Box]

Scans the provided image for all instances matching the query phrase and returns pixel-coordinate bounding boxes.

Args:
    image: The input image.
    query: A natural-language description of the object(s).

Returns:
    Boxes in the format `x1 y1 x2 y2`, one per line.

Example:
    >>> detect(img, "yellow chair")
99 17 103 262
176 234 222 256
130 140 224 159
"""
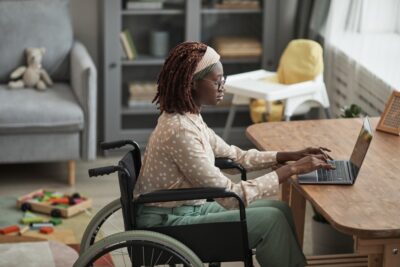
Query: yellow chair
251 39 324 123
222 39 330 140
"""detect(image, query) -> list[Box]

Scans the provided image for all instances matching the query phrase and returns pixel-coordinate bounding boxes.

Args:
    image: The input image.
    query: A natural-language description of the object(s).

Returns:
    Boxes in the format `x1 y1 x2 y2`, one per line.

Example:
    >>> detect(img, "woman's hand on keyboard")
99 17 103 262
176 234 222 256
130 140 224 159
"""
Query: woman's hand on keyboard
297 146 333 161
290 154 336 175
277 147 333 163
275 154 335 183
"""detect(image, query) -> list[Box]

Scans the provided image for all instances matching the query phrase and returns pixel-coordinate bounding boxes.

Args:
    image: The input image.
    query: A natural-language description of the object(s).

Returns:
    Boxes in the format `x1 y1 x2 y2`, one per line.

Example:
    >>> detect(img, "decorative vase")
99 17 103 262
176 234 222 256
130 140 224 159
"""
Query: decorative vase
150 31 169 57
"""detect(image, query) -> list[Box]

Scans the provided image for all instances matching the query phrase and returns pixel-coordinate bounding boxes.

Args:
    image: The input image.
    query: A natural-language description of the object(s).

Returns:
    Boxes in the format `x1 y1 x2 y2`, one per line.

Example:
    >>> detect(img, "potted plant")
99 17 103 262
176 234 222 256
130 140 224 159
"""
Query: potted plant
311 104 363 254
340 104 362 118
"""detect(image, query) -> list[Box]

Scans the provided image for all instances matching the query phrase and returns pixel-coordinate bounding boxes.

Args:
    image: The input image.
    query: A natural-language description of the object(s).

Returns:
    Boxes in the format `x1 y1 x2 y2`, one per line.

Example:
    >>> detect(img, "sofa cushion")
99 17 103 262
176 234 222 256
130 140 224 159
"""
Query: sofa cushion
0 0 73 83
0 84 84 134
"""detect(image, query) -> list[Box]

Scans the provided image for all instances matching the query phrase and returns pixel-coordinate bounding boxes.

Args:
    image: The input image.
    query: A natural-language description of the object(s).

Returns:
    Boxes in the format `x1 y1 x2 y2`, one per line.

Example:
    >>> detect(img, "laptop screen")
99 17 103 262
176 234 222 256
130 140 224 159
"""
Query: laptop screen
349 117 373 178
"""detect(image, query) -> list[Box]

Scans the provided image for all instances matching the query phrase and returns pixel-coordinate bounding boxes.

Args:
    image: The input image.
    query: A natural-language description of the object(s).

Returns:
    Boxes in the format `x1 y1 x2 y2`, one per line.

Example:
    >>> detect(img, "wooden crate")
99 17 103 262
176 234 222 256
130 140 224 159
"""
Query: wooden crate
16 189 92 218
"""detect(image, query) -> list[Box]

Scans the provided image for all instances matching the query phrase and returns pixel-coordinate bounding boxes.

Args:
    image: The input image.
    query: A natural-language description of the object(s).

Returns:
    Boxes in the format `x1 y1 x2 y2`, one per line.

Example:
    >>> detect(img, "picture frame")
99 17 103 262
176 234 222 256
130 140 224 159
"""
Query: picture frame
376 90 400 135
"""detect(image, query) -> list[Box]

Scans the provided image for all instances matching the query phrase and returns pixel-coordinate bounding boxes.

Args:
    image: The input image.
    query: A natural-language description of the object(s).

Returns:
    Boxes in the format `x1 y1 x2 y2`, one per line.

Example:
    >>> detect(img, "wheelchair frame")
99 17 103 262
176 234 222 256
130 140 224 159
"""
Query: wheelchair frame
79 139 254 266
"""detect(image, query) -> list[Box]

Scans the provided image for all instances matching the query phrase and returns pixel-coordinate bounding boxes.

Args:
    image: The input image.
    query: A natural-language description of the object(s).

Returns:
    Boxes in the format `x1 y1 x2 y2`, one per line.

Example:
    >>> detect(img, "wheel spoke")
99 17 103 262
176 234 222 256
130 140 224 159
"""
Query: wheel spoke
142 246 145 266
100 251 114 266
97 213 124 242
150 247 155 266
129 245 134 267
165 255 173 264
154 250 163 266
121 247 128 267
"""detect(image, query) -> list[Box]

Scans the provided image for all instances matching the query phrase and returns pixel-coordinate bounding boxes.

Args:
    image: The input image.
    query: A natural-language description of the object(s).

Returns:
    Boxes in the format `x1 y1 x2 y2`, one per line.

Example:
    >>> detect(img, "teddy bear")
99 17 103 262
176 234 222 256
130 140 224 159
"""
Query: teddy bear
8 47 53 91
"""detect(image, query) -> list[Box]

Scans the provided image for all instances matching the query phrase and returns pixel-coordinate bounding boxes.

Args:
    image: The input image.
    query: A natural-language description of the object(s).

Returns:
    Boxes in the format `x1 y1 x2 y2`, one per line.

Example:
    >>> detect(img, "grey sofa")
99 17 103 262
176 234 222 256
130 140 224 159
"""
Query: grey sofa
0 0 97 185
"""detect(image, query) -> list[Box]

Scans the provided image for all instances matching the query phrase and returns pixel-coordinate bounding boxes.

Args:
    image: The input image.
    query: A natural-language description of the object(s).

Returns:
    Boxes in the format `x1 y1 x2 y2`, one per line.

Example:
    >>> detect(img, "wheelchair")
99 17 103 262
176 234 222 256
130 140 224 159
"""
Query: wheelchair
75 140 253 267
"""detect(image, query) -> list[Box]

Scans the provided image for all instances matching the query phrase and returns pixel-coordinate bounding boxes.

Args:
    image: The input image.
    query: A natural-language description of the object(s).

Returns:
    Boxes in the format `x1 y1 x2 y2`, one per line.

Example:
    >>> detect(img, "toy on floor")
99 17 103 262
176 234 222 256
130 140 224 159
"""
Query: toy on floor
39 227 54 234
0 225 20 235
17 189 92 218
19 226 30 235
1 211 67 237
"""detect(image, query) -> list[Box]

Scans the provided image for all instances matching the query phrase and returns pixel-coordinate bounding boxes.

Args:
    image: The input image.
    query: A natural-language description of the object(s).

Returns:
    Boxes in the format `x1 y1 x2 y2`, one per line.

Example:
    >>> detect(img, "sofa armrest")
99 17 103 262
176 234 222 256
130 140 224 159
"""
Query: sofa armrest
71 41 97 160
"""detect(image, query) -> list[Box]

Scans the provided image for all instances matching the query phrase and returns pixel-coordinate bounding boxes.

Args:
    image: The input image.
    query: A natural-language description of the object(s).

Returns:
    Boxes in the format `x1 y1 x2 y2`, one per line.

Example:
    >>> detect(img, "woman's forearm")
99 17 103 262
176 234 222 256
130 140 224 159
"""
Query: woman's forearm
275 164 296 183
276 151 299 163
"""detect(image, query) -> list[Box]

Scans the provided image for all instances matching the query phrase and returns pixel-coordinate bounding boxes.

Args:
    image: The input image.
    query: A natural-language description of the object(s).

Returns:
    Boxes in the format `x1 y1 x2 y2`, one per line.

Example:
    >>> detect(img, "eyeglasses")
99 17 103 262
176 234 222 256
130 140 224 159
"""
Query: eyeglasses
201 75 227 92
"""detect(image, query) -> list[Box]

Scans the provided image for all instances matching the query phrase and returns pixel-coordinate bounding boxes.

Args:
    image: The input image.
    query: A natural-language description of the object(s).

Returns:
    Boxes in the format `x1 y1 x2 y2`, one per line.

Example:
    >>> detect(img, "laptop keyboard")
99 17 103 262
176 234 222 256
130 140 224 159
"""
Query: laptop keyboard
317 161 349 182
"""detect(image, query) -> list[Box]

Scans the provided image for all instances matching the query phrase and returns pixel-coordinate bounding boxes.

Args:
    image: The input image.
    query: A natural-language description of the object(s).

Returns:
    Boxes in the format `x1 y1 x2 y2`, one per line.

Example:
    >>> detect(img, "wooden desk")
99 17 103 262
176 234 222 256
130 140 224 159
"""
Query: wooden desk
246 118 400 267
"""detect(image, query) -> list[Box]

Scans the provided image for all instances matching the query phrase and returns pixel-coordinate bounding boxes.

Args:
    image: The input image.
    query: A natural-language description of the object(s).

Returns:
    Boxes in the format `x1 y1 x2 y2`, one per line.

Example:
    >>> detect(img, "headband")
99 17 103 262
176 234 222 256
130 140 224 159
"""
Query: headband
193 46 220 76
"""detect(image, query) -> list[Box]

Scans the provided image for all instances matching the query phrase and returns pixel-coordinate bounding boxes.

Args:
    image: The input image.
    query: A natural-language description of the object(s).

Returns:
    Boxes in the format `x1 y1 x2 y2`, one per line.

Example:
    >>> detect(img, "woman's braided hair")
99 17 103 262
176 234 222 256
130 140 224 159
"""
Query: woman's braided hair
153 41 208 114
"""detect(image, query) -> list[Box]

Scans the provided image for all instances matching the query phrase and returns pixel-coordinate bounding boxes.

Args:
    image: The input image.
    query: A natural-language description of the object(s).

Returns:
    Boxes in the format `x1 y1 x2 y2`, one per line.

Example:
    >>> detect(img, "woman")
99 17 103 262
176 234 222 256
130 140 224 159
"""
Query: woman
134 42 334 267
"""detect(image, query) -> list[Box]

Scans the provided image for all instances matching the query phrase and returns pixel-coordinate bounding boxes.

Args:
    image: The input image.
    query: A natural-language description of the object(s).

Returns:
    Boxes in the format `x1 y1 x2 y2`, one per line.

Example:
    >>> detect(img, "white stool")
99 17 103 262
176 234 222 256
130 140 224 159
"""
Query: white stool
222 69 331 140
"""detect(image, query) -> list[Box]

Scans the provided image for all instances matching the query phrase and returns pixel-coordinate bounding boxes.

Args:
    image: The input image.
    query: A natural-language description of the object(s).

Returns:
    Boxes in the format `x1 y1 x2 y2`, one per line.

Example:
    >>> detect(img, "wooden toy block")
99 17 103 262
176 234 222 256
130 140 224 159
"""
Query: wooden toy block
19 226 30 235
49 218 62 226
39 227 54 234
49 198 69 205
0 225 20 235
21 217 46 225
31 223 53 230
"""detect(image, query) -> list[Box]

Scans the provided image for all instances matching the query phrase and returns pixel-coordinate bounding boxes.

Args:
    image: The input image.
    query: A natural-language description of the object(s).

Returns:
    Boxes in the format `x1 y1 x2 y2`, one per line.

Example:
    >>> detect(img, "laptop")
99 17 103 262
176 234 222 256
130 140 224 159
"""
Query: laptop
298 117 373 185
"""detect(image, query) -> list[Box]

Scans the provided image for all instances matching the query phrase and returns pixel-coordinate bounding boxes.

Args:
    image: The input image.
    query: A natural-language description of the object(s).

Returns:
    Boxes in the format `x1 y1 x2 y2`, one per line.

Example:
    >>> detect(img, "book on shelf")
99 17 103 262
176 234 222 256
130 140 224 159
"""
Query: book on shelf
120 35 129 59
213 37 262 58
120 32 134 60
214 0 260 10
127 100 155 108
120 30 138 60
126 0 164 10
124 29 138 58
127 82 158 107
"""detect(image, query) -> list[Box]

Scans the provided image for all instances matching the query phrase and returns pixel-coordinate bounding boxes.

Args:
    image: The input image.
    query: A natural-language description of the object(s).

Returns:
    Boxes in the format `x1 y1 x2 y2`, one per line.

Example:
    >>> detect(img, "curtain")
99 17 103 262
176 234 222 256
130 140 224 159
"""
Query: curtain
294 0 315 38
295 0 331 41
274 0 298 67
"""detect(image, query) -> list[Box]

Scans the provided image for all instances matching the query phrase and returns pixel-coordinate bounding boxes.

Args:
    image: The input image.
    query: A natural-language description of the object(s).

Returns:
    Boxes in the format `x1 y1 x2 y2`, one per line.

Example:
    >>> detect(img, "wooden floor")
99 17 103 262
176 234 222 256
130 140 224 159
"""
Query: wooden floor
0 157 314 265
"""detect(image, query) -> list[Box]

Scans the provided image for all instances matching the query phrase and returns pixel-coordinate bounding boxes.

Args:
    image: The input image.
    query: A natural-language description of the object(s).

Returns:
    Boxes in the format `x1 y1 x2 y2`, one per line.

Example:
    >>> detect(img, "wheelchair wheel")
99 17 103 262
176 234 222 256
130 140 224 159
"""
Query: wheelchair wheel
80 199 124 254
74 230 203 267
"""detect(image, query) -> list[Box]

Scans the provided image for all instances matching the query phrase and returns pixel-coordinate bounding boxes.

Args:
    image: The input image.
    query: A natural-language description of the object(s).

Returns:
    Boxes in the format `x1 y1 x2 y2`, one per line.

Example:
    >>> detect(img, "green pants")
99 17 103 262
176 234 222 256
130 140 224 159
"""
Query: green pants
136 200 307 267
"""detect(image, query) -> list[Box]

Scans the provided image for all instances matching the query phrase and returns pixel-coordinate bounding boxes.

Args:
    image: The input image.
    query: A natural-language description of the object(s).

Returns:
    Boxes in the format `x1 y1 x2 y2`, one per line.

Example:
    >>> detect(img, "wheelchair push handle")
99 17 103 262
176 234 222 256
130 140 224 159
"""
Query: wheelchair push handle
100 140 138 150
88 166 120 177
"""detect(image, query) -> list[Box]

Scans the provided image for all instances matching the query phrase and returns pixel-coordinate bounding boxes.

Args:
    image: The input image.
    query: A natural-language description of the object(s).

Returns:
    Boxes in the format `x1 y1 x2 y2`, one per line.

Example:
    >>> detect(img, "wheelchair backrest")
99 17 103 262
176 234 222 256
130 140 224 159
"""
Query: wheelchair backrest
117 144 142 231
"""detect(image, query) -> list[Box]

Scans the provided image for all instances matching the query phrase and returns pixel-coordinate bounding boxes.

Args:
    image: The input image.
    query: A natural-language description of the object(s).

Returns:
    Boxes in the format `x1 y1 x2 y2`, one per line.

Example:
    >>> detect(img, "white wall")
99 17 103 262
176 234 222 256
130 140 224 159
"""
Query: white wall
69 0 100 66
397 2 400 33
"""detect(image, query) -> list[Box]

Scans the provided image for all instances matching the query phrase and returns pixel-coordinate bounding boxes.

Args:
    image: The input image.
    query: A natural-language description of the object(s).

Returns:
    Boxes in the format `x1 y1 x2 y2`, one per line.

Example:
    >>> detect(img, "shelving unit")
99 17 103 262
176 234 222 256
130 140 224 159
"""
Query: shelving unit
102 0 277 148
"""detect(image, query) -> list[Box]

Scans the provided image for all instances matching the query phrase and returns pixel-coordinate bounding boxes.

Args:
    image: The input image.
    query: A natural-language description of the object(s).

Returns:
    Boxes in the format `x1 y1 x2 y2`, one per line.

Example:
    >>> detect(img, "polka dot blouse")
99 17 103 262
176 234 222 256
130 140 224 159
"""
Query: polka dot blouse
134 112 280 209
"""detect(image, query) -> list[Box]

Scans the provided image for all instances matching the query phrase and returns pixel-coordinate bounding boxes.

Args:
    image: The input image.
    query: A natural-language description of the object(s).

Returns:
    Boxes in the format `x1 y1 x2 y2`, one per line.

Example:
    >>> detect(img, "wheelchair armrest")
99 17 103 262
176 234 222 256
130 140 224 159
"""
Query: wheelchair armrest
135 187 246 220
215 157 247 181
